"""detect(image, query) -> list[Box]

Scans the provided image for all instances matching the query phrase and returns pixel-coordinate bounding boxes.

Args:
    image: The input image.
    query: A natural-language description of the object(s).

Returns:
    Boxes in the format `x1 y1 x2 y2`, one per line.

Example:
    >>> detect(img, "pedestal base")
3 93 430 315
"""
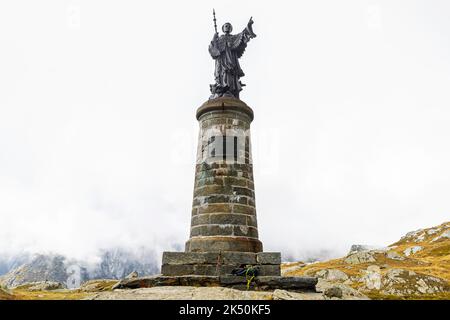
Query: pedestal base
161 251 281 276
113 275 318 292
186 237 263 253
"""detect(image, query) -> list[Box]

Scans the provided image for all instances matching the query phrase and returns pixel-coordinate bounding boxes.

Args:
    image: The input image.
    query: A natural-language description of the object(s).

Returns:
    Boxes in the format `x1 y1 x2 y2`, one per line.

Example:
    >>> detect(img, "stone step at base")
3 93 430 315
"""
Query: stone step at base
163 251 280 265
113 275 318 292
161 263 280 277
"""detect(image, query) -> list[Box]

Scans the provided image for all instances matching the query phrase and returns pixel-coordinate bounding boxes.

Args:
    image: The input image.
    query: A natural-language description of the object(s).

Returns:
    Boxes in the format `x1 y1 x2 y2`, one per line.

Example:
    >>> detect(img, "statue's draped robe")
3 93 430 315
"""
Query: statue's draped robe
209 26 256 99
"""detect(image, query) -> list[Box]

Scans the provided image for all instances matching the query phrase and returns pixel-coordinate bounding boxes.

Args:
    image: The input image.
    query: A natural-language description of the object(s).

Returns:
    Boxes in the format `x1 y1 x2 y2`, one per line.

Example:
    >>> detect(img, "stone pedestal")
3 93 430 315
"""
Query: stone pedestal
161 98 282 278
161 252 281 276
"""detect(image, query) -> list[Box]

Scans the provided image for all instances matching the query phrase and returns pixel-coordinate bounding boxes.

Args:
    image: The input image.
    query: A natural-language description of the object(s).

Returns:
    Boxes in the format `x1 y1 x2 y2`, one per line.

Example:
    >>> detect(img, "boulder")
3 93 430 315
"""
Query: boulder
323 286 343 299
315 269 349 282
344 251 376 264
125 271 138 279
316 279 369 300
403 246 422 257
80 279 119 292
386 251 405 261
348 245 375 254
361 265 382 290
381 269 448 296
432 230 450 242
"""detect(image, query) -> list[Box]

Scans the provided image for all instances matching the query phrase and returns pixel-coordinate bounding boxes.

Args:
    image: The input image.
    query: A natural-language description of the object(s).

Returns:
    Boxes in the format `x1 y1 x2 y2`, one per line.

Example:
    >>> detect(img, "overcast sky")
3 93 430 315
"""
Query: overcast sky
0 0 449 262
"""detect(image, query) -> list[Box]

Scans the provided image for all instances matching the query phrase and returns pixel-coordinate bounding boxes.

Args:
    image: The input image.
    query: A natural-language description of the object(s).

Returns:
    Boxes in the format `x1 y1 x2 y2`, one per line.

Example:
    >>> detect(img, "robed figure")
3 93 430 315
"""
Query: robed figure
209 18 256 99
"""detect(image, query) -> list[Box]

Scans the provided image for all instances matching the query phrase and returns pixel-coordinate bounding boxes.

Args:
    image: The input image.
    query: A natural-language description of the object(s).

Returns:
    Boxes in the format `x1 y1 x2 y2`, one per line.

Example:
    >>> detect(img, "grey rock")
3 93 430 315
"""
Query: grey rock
0 254 74 288
403 246 423 257
125 271 138 279
432 230 450 242
381 269 448 295
344 251 376 264
361 265 382 290
315 269 349 282
348 245 375 254
16 281 65 291
386 251 405 261
324 286 343 299
316 279 369 300
80 279 119 292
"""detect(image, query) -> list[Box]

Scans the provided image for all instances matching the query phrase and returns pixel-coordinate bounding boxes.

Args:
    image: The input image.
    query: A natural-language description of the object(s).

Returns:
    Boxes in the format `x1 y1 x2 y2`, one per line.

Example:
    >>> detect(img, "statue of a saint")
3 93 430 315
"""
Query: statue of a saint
209 17 256 99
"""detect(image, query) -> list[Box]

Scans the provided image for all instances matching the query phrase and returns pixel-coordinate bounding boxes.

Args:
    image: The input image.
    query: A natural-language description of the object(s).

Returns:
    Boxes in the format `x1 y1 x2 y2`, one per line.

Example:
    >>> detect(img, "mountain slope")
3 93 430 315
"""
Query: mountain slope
282 221 450 299
0 248 159 289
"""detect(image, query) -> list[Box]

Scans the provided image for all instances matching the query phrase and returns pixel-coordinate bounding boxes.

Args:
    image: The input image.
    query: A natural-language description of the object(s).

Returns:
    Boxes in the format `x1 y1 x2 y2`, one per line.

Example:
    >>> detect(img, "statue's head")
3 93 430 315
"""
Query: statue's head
222 23 233 34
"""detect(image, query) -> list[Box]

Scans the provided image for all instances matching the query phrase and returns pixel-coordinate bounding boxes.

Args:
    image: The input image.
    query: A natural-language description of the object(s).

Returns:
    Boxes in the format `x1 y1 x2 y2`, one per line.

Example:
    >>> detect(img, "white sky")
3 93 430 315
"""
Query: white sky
0 0 449 261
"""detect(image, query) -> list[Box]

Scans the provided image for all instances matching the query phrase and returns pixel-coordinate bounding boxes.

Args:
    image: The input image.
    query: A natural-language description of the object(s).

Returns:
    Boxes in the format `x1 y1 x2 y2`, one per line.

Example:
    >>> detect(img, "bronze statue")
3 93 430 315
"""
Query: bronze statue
209 11 256 100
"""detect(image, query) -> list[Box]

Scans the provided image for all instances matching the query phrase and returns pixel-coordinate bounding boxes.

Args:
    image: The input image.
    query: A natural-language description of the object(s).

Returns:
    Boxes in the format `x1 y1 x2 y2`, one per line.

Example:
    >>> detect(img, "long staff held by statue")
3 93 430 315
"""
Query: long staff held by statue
213 9 218 34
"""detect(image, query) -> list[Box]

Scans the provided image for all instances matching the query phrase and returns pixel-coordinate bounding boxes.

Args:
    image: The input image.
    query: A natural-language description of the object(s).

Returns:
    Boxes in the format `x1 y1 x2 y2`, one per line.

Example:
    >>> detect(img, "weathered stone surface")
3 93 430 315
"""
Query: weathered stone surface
190 224 259 238
223 177 248 187
231 186 254 198
315 269 349 282
190 224 234 237
257 252 281 265
186 236 263 253
386 250 405 261
344 251 377 264
403 246 423 256
272 289 324 300
15 281 66 291
316 279 369 300
80 279 119 292
162 252 258 265
184 100 262 256
361 265 382 290
162 264 235 277
197 203 233 215
380 269 449 295
115 275 317 292
195 177 224 188
190 214 210 226
113 276 220 290
125 271 138 279
209 213 254 226
233 204 256 215
324 286 343 298
255 276 317 290
194 185 230 197
92 286 274 300
233 225 258 238
161 263 280 277
163 252 208 265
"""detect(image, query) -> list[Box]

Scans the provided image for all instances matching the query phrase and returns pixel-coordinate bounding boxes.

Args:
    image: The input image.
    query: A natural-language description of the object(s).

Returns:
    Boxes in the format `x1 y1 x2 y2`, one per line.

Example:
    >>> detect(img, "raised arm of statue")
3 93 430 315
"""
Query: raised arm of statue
230 18 256 58
245 17 256 38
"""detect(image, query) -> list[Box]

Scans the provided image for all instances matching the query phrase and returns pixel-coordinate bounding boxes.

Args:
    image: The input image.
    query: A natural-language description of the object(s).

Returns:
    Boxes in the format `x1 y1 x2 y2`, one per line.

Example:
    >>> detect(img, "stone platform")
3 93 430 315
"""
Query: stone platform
113 275 318 292
161 251 281 276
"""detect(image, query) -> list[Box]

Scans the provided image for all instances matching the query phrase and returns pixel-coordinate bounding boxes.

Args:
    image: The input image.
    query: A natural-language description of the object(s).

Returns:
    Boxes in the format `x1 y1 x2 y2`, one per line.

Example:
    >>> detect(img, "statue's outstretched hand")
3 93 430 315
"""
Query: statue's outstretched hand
248 17 254 26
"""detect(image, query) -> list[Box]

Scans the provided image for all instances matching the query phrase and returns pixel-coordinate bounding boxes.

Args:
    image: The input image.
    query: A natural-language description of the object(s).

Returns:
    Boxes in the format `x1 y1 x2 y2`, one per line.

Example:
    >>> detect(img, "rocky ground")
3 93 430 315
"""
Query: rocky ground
1 222 448 300
283 221 450 299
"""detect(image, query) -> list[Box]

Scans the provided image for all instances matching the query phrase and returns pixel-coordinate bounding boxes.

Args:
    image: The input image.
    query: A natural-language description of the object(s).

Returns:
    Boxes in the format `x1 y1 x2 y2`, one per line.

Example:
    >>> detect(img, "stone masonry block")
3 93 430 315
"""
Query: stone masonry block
256 252 281 265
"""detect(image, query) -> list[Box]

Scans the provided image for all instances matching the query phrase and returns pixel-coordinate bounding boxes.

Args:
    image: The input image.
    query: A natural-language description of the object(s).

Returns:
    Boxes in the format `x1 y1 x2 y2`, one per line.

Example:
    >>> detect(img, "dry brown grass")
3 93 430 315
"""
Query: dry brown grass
0 288 15 300
282 221 450 300
11 289 94 300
